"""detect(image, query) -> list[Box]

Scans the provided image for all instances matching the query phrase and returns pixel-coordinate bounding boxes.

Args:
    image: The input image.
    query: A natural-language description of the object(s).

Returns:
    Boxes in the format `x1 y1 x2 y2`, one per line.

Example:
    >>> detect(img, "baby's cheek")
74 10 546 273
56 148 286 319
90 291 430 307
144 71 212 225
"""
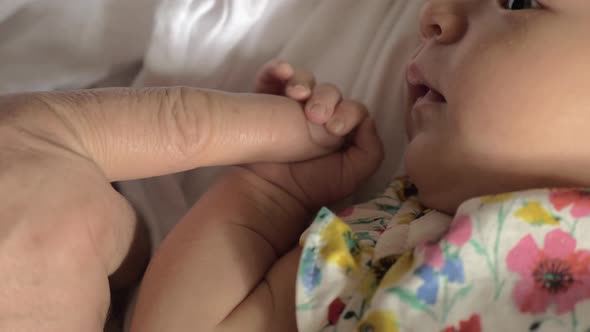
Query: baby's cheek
405 133 446 185
406 130 476 196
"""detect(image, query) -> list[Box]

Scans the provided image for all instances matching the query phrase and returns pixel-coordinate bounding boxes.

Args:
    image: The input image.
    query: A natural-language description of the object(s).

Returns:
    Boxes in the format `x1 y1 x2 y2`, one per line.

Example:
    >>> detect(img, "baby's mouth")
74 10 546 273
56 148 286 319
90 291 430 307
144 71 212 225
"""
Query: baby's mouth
406 63 447 108
405 63 447 140
413 83 446 105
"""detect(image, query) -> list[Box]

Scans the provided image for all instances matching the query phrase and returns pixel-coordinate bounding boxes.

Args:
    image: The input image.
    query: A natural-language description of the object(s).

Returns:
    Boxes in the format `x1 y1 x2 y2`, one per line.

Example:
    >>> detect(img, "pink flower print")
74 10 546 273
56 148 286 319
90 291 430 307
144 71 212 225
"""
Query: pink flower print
507 229 590 314
549 190 590 218
375 226 387 235
445 215 473 247
338 207 355 217
423 243 445 269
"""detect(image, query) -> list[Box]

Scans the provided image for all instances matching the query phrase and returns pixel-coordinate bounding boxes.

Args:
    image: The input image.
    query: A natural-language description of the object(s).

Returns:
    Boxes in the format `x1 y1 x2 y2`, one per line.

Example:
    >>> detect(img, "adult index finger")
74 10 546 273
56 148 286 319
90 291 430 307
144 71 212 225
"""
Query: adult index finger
1 87 336 181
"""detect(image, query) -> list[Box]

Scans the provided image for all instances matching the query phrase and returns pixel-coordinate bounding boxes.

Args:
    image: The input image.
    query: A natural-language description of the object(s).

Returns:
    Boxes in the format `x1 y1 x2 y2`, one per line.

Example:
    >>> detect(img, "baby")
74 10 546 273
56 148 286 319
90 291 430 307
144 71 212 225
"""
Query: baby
130 0 590 331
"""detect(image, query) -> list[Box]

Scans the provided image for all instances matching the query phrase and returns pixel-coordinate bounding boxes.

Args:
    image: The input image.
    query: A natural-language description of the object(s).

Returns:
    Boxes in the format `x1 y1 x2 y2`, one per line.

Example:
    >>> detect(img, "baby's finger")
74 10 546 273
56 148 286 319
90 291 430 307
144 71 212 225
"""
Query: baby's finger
343 116 384 187
285 69 316 101
326 99 368 137
254 59 294 94
305 83 342 124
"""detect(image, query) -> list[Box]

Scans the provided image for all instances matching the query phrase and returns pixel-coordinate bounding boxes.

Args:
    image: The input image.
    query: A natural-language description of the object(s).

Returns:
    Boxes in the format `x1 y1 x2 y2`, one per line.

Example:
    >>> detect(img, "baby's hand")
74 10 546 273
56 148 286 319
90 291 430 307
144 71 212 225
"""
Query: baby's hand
252 59 384 210
255 59 364 149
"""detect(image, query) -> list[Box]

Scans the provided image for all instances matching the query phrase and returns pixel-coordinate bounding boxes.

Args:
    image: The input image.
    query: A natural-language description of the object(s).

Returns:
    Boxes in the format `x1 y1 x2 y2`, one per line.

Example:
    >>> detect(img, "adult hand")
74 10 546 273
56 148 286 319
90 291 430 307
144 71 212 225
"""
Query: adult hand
0 87 338 332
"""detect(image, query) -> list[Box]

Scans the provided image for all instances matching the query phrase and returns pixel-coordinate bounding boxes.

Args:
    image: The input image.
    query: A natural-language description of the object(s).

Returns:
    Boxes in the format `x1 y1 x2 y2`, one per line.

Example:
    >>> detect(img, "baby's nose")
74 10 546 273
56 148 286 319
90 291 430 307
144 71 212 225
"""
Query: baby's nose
419 0 468 44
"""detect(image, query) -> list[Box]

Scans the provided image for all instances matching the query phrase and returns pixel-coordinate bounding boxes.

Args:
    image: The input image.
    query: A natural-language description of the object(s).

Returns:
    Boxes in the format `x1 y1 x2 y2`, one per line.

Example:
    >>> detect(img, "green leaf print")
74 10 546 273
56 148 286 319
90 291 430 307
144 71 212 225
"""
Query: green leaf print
344 231 360 256
471 200 515 301
469 239 499 295
388 288 437 320
469 239 487 256
296 302 315 311
571 309 579 332
349 216 386 225
443 285 473 322
571 219 580 236
376 203 400 215
356 232 377 244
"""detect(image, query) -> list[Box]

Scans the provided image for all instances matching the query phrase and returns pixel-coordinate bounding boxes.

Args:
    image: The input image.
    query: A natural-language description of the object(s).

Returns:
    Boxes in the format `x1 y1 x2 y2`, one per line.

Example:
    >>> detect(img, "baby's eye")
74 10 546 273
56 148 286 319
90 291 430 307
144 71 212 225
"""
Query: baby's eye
502 0 542 10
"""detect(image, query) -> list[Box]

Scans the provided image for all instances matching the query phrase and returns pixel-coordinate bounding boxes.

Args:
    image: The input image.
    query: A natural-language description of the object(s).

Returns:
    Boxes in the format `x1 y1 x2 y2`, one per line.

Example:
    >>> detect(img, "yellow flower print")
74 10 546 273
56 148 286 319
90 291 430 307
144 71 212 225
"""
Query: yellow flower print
320 217 362 271
379 252 414 289
356 253 415 305
356 311 399 332
358 269 379 302
396 212 415 225
394 199 424 225
391 176 416 201
480 193 514 204
515 201 559 226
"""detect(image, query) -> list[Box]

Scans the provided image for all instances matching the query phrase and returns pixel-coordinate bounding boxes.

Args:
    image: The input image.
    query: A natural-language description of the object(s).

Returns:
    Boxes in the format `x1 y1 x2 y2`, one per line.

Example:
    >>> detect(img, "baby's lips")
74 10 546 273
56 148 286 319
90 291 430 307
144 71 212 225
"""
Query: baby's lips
406 62 428 106
406 62 423 86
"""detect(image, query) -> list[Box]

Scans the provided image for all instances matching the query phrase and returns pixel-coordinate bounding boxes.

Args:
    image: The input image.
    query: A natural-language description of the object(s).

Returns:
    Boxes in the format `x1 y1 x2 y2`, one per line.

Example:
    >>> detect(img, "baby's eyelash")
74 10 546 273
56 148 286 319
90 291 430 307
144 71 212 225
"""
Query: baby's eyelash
499 0 543 10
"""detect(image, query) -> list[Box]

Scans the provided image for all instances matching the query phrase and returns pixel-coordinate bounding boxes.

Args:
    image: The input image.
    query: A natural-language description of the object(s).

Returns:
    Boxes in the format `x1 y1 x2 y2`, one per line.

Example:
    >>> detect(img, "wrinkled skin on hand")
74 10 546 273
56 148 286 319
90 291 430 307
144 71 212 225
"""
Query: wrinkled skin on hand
0 87 343 331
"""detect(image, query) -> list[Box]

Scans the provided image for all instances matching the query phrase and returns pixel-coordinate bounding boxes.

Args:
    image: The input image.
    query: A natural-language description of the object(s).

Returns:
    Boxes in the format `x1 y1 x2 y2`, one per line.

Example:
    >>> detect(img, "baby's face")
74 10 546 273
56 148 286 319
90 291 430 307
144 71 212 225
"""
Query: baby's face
405 0 590 213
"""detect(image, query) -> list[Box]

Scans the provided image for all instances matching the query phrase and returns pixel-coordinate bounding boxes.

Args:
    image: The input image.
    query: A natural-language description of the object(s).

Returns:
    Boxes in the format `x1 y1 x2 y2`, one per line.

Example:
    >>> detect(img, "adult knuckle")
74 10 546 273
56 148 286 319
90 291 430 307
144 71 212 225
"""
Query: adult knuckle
157 87 211 159
0 92 89 156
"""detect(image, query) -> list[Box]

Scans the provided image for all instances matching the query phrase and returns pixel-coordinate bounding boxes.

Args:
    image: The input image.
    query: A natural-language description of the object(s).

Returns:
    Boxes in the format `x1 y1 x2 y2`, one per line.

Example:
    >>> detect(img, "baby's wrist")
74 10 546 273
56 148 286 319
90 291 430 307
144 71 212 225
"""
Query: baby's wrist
220 166 313 251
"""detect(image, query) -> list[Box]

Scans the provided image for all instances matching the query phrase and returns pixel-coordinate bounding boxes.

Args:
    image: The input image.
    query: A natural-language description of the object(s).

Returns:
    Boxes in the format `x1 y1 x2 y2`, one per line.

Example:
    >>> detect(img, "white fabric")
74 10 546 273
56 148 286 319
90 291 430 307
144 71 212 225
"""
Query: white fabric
0 0 158 93
0 0 424 250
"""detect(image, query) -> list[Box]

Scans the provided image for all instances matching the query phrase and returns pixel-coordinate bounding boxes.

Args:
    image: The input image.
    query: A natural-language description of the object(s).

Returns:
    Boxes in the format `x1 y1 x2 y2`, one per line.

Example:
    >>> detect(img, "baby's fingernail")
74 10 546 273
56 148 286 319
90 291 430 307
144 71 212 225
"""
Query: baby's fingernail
328 119 345 135
309 104 326 117
289 84 308 96
277 62 292 74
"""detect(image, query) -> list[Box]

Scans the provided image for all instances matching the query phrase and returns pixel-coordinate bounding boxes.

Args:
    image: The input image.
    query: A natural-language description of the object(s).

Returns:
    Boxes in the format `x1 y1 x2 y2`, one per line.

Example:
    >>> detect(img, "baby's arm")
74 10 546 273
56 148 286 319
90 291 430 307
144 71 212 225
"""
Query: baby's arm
130 167 305 332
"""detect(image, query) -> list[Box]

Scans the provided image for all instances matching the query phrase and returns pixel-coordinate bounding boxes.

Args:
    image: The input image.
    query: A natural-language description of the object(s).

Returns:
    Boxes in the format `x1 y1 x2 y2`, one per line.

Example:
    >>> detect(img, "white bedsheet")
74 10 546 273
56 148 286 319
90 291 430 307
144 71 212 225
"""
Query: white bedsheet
0 0 424 249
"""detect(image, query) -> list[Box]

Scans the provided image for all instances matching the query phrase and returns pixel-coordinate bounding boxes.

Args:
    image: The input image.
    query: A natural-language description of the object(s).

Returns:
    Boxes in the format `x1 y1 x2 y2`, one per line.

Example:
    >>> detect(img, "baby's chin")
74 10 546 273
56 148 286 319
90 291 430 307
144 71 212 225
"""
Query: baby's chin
411 168 548 214
414 184 463 214
404 165 455 214
405 158 483 214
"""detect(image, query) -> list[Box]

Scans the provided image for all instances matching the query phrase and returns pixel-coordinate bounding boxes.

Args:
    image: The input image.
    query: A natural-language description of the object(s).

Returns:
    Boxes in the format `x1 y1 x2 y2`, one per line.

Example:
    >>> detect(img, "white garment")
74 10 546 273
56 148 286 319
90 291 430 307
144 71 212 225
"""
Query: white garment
0 0 424 250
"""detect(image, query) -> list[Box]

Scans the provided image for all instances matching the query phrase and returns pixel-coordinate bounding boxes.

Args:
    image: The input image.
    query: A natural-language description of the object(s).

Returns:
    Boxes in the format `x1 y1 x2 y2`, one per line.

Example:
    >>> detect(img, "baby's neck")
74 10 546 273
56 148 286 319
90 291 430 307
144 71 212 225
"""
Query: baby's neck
417 171 590 215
